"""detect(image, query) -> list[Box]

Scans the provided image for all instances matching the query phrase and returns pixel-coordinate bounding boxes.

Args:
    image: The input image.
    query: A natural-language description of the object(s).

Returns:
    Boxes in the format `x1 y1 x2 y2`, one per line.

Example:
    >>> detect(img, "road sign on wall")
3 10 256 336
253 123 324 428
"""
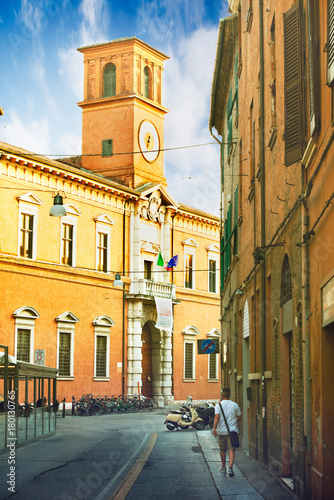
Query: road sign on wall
34 349 45 365
197 339 220 354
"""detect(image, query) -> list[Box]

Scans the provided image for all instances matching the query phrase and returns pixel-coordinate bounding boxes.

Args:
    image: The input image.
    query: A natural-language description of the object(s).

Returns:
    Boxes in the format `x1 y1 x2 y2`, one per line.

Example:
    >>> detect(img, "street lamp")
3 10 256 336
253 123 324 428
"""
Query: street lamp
49 193 67 217
113 273 123 287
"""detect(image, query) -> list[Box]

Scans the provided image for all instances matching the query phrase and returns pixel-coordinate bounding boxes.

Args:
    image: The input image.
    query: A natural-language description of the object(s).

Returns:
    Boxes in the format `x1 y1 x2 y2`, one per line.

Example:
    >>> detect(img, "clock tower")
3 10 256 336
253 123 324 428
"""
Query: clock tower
77 37 169 188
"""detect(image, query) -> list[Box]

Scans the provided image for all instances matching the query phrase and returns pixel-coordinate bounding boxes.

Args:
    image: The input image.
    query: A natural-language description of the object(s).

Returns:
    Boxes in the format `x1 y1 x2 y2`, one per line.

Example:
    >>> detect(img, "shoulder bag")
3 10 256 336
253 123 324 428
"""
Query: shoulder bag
219 402 240 448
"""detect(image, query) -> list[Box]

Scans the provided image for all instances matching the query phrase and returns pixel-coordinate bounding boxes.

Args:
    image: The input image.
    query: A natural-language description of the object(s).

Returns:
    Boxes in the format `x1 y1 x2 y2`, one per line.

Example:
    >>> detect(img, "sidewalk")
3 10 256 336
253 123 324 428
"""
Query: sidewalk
197 431 297 500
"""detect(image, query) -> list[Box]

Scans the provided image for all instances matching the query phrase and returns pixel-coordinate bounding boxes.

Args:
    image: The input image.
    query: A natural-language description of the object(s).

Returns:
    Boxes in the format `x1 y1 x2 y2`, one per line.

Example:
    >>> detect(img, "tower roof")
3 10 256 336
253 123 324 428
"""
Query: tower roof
77 36 169 61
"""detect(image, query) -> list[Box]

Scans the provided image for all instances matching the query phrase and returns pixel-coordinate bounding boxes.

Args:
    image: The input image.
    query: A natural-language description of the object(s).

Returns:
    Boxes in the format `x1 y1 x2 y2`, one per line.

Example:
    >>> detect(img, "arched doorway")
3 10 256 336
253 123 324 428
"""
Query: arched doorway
280 254 294 477
141 324 152 397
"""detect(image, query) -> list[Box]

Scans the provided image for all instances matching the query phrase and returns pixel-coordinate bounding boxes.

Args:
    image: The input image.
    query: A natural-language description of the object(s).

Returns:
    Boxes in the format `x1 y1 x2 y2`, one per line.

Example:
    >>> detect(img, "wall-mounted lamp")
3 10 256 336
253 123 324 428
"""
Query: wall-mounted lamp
235 289 244 296
113 273 123 287
49 193 67 217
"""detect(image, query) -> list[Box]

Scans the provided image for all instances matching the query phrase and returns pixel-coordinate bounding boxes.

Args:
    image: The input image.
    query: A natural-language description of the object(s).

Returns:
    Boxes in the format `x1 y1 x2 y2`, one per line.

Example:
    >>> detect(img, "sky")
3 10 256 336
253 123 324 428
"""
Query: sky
0 0 230 215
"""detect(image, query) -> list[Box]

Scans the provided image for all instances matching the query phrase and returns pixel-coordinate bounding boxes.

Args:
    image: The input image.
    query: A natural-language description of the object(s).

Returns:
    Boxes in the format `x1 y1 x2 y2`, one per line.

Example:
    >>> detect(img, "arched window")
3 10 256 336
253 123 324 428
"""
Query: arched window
103 63 116 97
280 254 292 306
143 67 150 99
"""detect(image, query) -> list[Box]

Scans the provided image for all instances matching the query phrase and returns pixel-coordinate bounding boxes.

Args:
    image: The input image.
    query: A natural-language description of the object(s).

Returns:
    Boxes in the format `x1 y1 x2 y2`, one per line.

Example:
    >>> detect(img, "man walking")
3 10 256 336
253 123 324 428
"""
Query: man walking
213 387 241 476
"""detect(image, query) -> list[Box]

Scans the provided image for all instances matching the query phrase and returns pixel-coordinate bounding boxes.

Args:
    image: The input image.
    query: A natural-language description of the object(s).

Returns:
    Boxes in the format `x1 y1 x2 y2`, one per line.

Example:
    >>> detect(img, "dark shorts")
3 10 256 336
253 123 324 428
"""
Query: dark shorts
219 434 236 452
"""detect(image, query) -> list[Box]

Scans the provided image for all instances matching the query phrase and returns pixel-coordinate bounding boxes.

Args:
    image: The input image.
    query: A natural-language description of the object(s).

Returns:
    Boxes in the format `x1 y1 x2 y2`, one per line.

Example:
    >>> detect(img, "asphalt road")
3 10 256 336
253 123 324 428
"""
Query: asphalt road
0 411 221 500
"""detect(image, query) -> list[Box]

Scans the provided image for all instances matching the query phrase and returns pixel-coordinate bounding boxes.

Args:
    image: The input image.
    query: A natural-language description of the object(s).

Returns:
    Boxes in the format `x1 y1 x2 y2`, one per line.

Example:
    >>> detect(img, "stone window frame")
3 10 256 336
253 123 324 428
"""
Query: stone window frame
13 306 40 364
17 192 42 260
182 326 199 382
207 328 220 381
94 214 114 273
56 311 79 380
60 205 81 267
93 316 114 381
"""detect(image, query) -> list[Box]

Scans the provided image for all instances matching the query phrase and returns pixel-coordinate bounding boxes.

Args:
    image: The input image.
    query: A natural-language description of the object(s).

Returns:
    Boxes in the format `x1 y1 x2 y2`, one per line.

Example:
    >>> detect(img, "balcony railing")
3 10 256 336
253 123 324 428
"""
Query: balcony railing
128 279 176 300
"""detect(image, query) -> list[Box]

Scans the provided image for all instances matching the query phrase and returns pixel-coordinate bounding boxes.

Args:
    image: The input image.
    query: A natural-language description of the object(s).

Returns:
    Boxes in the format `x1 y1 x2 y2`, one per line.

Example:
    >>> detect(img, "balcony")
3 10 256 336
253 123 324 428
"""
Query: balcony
127 279 176 300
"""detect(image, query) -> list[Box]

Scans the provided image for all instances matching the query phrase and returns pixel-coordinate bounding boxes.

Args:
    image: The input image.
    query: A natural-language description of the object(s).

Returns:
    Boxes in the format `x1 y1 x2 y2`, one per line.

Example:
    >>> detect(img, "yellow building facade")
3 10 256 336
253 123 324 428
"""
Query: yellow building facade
0 38 220 406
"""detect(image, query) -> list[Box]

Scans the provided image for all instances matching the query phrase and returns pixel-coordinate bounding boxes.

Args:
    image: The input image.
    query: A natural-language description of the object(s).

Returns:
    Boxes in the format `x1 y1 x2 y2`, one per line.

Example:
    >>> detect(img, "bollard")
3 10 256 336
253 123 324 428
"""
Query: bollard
62 398 66 418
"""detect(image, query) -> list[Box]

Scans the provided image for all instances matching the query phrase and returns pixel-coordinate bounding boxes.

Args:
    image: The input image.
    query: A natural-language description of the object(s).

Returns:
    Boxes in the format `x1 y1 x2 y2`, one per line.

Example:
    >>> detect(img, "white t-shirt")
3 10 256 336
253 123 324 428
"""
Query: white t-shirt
215 399 241 435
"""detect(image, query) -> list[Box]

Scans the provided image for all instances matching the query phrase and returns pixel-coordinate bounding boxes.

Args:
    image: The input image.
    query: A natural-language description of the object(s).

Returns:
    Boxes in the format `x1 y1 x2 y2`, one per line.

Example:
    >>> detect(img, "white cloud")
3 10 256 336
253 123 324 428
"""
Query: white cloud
162 27 220 214
2 110 51 154
16 0 45 38
58 0 110 100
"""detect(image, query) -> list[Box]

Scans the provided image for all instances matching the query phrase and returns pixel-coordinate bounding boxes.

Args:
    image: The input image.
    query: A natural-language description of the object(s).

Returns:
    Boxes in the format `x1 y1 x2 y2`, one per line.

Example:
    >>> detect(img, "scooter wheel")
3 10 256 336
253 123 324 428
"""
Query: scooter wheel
194 421 205 431
167 423 176 431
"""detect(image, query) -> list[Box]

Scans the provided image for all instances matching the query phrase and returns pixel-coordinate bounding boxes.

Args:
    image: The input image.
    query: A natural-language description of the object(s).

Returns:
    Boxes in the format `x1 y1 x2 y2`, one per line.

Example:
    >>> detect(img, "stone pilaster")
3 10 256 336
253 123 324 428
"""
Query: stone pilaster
127 300 143 395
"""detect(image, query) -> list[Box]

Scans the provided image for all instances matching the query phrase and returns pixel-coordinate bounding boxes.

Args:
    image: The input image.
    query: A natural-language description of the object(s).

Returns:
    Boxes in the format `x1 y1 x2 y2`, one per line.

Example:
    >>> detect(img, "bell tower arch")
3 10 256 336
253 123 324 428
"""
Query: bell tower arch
77 37 169 188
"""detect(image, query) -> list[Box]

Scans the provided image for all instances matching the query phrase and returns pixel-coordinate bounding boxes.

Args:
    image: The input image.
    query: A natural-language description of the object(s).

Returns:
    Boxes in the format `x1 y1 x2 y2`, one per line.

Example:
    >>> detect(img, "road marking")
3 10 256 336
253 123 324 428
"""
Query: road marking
107 433 157 500
95 433 151 500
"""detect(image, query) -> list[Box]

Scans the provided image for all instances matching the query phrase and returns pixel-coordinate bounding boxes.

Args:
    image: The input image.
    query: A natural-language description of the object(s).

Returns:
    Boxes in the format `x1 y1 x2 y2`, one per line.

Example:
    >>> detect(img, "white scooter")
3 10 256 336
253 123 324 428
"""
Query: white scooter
164 405 204 431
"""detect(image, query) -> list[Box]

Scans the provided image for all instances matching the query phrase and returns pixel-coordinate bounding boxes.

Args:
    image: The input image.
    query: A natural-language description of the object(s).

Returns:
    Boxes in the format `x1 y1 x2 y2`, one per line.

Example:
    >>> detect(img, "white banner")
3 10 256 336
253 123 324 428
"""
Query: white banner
155 297 173 331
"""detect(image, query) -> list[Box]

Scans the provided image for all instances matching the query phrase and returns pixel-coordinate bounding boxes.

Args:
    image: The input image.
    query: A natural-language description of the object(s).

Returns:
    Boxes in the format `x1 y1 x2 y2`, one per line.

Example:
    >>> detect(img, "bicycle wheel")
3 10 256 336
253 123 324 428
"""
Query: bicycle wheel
129 401 139 413
73 403 85 416
150 400 158 412
145 402 154 411
90 403 103 416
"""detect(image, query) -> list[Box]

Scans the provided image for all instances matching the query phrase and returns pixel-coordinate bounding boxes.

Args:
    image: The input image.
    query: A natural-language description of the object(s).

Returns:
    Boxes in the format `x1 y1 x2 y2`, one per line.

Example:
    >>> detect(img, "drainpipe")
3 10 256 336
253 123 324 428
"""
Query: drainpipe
301 167 311 498
259 0 268 465
211 129 224 391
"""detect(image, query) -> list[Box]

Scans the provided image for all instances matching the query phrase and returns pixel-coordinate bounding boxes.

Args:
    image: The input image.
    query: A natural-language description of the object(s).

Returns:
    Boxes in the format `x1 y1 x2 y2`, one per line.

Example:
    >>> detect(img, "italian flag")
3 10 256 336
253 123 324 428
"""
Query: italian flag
157 251 164 267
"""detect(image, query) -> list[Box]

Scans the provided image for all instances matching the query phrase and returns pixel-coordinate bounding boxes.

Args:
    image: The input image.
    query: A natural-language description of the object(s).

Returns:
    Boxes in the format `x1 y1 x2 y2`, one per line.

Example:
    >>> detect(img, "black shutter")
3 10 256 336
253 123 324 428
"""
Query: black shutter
284 3 304 166
328 0 334 86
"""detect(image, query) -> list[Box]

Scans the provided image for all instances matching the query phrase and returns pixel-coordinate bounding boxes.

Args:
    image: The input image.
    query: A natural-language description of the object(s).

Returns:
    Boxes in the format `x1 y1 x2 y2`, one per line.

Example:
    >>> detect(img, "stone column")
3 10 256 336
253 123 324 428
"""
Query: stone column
161 329 173 404
127 299 143 395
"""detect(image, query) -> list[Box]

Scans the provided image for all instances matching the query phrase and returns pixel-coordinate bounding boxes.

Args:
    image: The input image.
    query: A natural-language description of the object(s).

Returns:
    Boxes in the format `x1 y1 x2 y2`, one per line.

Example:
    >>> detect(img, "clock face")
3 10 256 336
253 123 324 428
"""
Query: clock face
138 120 160 162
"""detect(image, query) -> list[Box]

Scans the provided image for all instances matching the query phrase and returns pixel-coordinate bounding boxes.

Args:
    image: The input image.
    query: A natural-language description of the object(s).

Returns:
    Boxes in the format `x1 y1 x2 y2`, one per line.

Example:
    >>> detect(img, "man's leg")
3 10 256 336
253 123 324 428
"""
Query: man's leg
228 449 235 468
220 450 226 467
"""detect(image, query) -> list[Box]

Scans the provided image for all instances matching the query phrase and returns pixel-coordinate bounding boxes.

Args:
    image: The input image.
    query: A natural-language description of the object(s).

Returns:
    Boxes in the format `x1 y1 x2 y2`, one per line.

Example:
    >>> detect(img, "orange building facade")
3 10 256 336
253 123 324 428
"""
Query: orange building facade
210 1 334 498
0 38 221 408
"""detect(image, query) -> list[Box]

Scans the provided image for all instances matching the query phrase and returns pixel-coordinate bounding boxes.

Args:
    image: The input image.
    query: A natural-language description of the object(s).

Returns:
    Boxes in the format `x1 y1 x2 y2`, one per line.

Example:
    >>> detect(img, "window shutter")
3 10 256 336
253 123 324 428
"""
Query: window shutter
308 0 320 135
284 3 303 166
102 139 113 157
328 0 334 86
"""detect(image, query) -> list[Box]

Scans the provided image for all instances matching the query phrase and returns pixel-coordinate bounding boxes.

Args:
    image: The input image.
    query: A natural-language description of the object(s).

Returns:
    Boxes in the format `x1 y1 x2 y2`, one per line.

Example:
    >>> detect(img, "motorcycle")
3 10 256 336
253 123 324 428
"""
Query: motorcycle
194 402 215 428
164 405 204 431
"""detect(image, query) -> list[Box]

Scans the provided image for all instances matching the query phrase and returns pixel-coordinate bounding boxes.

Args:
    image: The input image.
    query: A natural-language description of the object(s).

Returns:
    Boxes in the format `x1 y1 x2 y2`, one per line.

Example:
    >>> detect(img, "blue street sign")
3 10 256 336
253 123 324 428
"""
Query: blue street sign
201 339 216 354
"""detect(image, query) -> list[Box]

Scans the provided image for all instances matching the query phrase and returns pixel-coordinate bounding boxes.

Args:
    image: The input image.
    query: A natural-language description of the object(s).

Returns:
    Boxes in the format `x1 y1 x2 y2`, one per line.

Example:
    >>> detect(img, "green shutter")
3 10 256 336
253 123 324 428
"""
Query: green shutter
234 186 239 255
284 3 303 166
102 139 113 157
221 235 225 291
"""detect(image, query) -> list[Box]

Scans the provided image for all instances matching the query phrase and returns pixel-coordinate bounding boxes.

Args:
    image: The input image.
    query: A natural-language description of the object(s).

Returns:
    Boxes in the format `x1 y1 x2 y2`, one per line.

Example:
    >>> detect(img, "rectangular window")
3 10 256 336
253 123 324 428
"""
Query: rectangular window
209 353 217 379
184 342 194 379
61 223 73 266
20 213 33 258
102 139 113 157
58 332 71 376
209 259 217 293
185 254 193 289
97 232 108 272
96 336 107 377
17 328 31 362
144 260 152 280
